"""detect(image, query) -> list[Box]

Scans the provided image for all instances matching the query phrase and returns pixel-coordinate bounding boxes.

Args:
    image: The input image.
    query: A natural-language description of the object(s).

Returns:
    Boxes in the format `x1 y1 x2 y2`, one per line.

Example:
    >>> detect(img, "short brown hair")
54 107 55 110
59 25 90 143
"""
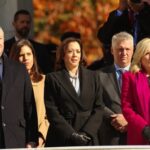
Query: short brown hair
14 9 31 22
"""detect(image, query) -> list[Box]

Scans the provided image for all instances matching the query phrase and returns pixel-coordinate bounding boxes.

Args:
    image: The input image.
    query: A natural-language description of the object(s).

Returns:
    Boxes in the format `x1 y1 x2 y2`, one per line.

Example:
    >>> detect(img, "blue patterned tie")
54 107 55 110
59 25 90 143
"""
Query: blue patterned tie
118 69 126 90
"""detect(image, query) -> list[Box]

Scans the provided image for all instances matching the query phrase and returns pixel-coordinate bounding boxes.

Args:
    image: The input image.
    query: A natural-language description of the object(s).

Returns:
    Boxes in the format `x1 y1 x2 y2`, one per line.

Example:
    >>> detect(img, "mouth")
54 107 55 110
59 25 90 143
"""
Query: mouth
120 57 127 60
71 59 79 63
23 62 30 65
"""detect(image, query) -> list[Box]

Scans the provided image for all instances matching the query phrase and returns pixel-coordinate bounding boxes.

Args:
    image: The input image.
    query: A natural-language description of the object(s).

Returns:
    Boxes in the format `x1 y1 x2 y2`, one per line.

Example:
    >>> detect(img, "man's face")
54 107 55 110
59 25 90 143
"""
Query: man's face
0 28 4 57
111 40 133 67
127 0 144 12
13 14 31 38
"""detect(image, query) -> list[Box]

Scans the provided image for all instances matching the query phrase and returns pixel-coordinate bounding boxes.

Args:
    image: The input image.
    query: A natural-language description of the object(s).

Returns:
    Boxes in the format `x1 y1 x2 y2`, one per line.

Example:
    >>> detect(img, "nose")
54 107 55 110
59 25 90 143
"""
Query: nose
23 21 30 27
122 49 127 55
73 51 77 56
23 54 28 60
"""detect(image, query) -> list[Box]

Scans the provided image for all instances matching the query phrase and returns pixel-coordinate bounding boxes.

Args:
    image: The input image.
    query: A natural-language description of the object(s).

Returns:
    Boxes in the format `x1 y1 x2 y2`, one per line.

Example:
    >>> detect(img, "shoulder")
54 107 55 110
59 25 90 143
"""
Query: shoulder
81 67 98 78
98 65 114 77
123 71 134 77
4 37 16 53
109 9 127 17
4 56 23 67
99 65 114 73
4 37 15 44
4 56 26 73
46 70 62 81
122 71 137 82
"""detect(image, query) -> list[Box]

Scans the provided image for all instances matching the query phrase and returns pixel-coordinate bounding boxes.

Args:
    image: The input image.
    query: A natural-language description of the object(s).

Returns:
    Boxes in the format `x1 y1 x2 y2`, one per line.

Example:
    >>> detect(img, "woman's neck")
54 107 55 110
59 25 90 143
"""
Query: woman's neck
67 66 79 77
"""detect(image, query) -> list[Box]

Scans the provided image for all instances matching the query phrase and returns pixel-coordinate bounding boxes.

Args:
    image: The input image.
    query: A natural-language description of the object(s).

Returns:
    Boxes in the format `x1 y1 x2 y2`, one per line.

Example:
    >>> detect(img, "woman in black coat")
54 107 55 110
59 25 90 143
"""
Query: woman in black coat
44 37 103 146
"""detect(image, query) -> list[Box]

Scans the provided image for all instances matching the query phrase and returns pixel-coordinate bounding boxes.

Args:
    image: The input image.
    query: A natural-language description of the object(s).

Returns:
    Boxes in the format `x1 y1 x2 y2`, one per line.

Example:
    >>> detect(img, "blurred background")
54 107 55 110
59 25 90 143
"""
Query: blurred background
0 0 119 65
33 0 119 65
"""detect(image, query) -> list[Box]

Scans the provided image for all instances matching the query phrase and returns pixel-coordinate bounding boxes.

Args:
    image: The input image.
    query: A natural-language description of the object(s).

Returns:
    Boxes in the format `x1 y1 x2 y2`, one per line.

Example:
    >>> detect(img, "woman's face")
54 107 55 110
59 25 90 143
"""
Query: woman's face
64 41 81 70
141 50 150 74
19 45 34 73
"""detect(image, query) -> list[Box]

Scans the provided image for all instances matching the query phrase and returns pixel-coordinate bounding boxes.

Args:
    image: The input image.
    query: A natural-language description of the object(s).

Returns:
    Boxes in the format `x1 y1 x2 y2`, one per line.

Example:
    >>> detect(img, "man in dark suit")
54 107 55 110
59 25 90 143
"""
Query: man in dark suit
0 27 38 148
4 9 57 74
98 32 134 145
97 0 150 67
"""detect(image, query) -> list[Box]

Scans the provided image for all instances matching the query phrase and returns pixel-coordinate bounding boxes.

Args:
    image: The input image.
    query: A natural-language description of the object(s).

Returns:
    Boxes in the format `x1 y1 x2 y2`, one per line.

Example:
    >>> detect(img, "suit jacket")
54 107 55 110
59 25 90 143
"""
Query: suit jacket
98 65 126 145
122 71 150 145
1 55 38 148
44 66 103 146
32 75 49 146
4 37 57 74
98 4 150 47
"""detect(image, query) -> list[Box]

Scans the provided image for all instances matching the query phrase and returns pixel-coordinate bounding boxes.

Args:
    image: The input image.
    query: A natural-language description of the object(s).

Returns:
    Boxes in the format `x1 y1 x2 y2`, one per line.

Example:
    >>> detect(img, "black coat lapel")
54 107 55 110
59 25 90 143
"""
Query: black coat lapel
1 56 14 103
79 67 88 101
54 69 83 107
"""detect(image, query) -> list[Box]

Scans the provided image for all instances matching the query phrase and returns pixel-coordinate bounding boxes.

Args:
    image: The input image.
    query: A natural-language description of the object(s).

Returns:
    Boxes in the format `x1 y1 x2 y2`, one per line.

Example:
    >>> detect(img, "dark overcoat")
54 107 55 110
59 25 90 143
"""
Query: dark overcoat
98 65 126 145
44 67 103 146
0 55 38 148
98 4 150 47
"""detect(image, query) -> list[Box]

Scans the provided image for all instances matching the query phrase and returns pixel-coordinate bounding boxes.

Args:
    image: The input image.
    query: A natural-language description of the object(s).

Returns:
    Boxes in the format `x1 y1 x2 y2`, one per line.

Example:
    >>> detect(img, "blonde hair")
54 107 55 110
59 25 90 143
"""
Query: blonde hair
130 38 150 73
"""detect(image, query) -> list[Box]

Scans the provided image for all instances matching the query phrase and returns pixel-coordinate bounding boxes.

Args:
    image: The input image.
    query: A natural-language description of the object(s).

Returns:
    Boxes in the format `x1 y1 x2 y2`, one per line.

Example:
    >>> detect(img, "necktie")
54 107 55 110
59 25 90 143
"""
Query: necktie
118 69 126 90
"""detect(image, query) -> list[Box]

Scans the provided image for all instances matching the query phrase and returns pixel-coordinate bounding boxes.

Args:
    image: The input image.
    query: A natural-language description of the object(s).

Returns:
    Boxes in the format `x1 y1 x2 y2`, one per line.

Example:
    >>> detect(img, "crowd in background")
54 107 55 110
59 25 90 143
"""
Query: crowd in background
0 0 150 148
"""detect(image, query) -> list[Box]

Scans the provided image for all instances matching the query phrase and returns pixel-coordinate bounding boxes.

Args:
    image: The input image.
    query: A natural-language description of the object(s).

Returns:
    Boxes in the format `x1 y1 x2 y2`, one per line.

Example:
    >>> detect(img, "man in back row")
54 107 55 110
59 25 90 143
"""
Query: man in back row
97 0 150 67
4 9 57 74
98 32 134 145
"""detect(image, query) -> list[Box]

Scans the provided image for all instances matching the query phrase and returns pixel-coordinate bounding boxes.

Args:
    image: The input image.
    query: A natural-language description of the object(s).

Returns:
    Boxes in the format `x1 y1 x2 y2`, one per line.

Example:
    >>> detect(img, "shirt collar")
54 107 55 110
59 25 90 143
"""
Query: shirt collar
114 63 130 71
15 36 20 41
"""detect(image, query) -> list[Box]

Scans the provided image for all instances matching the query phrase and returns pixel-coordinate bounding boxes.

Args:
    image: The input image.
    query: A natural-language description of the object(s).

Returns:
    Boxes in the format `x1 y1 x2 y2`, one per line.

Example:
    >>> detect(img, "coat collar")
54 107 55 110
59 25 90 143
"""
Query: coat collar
54 66 88 108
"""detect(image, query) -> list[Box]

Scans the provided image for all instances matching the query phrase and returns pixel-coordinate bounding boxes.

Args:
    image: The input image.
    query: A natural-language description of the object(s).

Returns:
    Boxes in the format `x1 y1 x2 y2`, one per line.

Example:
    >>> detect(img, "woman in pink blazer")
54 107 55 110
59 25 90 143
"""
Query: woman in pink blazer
121 38 150 145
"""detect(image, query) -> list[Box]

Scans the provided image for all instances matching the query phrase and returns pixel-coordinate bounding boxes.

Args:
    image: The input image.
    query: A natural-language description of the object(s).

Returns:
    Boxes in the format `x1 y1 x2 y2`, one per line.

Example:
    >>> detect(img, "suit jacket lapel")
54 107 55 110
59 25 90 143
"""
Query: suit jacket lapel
1 56 14 103
54 69 83 107
108 65 120 96
79 67 88 102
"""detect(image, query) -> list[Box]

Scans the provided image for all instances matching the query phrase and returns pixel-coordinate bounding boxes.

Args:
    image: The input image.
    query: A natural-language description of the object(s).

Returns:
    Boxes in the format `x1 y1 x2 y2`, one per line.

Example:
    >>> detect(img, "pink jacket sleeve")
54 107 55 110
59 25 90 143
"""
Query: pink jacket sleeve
121 72 148 144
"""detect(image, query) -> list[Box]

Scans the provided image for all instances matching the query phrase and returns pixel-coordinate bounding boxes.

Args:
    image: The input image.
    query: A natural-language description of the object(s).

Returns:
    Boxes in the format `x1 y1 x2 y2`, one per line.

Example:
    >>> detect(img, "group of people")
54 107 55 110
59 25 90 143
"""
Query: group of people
0 0 150 148
97 0 150 145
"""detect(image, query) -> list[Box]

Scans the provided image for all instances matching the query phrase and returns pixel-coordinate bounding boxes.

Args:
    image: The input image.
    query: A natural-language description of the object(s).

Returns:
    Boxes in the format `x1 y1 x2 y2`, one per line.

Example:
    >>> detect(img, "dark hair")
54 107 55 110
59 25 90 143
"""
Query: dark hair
14 9 31 22
130 0 141 3
55 37 85 71
61 32 81 42
9 39 43 82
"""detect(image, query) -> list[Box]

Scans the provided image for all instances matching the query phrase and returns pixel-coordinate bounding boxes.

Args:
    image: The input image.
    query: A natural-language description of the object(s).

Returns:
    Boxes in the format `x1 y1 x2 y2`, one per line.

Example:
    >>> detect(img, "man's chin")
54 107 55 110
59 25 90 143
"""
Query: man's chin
120 62 129 67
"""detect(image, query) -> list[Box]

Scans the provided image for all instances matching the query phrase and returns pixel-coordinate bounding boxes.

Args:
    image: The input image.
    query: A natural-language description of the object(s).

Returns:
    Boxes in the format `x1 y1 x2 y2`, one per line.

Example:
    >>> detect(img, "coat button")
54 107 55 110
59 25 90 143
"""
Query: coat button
1 106 4 110
2 122 6 127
